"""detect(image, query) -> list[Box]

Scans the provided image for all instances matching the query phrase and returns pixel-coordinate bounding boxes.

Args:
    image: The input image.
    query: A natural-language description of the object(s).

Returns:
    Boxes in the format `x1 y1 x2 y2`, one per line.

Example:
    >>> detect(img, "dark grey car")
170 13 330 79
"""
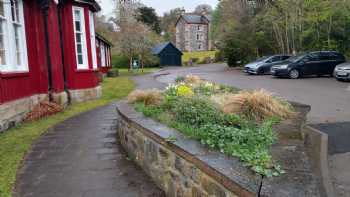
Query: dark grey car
244 55 291 75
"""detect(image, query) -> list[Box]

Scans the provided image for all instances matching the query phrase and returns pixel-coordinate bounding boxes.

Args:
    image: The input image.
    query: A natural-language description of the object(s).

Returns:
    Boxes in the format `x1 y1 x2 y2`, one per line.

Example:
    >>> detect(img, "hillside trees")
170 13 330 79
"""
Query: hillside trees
213 0 350 66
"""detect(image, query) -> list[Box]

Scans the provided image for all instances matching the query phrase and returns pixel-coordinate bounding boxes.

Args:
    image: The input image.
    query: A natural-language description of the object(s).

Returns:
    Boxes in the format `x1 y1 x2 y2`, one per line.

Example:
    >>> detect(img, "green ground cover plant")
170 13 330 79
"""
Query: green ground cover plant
0 72 142 197
129 75 294 177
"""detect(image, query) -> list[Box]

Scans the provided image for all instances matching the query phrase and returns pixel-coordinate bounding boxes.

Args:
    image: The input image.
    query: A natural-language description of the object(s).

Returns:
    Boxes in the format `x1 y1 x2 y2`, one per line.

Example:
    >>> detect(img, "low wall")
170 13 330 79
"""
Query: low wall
68 86 102 103
303 126 335 197
0 94 47 132
116 101 321 197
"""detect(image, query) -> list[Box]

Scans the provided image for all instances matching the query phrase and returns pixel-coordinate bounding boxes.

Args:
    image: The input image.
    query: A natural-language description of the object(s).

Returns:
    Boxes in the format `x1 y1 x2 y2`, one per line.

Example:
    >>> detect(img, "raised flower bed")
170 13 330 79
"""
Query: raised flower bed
116 75 321 196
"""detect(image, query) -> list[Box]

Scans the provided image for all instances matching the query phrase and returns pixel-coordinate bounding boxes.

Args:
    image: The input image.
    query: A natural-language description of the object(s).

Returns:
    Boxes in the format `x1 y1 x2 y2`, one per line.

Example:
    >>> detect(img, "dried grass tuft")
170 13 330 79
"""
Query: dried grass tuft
127 89 163 106
185 75 202 84
25 101 64 122
212 89 295 121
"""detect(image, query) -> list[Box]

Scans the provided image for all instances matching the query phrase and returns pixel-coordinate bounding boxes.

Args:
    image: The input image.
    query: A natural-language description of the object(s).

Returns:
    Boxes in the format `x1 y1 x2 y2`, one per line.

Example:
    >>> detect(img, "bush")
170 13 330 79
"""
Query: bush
170 97 223 127
214 51 224 62
175 76 185 83
143 54 160 68
127 89 163 106
112 54 129 68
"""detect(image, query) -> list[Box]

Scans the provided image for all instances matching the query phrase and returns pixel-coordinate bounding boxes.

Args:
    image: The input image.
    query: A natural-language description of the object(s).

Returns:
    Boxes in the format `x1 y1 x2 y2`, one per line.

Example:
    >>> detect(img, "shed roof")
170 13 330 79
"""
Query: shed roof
152 42 182 55
96 33 113 47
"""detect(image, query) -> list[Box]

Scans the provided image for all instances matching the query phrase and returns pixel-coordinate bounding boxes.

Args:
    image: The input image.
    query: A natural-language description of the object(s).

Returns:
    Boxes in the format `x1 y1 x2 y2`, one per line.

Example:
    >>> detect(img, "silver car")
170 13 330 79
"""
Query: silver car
334 62 350 81
244 55 291 75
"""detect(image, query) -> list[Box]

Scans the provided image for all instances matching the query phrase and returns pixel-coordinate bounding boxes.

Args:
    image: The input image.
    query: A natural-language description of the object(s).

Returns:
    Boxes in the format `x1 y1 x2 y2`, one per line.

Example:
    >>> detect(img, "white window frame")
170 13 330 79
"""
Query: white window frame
89 11 97 70
100 43 106 67
72 6 88 70
0 0 28 73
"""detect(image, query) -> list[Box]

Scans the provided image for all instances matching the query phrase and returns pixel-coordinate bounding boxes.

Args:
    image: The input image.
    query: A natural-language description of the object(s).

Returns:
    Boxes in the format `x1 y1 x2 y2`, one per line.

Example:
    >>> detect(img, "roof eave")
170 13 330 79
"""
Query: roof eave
73 0 101 12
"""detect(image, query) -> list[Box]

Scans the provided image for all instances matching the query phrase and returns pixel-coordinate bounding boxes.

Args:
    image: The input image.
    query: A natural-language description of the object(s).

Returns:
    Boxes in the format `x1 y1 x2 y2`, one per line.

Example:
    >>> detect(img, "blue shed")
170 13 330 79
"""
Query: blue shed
152 42 183 66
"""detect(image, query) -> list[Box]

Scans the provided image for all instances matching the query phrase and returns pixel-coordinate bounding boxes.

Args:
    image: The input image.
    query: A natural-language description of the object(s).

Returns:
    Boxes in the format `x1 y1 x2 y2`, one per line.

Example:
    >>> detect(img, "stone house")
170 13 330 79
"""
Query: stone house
175 14 211 52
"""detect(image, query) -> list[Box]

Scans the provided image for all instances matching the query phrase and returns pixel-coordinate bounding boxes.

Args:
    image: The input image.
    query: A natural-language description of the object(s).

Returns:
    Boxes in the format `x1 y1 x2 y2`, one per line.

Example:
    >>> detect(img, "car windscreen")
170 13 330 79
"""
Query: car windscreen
286 54 307 63
255 56 270 62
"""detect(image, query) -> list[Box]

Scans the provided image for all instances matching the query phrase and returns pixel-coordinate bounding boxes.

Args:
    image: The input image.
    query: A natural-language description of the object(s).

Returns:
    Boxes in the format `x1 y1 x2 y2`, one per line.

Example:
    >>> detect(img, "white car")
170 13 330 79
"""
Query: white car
334 62 350 81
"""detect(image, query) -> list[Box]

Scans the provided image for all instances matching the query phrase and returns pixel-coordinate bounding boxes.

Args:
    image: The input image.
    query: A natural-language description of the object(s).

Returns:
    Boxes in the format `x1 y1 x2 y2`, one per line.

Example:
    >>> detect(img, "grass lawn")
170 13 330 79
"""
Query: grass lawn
0 71 146 197
182 51 218 64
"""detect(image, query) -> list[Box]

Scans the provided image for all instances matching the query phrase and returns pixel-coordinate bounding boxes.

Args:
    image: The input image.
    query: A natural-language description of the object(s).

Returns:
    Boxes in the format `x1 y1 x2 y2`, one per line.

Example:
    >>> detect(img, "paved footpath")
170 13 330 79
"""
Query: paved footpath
15 76 165 197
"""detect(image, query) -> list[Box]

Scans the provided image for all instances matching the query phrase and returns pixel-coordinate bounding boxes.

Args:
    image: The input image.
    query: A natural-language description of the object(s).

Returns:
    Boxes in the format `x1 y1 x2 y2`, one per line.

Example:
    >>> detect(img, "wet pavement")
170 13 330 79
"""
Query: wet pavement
15 103 164 197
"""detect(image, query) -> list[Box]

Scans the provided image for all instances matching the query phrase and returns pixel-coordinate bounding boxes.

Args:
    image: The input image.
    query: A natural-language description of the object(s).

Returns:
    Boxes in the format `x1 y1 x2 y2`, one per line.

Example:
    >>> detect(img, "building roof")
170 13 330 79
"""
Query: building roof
178 14 210 25
96 33 113 47
73 0 101 12
152 42 182 55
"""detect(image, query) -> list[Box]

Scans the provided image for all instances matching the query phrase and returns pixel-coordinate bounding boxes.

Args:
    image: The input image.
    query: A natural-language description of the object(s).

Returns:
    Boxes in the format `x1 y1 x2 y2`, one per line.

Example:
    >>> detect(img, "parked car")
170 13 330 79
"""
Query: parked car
244 55 291 75
334 62 350 81
271 51 346 79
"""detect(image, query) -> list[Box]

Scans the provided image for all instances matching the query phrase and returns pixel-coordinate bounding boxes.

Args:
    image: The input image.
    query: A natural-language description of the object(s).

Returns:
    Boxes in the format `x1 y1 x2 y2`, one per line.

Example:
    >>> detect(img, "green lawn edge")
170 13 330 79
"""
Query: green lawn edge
0 73 141 197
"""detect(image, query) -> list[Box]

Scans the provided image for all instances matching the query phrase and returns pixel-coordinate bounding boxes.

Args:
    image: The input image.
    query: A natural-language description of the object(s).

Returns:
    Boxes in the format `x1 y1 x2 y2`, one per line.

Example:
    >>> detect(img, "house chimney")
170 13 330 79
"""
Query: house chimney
181 7 185 15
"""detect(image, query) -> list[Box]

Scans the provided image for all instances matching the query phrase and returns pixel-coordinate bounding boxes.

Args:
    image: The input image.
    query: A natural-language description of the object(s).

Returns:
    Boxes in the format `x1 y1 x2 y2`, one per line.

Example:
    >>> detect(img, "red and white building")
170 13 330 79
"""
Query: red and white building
0 0 112 132
96 33 112 73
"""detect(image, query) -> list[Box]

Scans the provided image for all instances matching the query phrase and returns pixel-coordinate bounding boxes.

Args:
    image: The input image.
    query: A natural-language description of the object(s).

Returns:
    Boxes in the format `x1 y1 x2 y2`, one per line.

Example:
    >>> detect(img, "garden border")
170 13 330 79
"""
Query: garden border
116 100 322 197
117 100 260 197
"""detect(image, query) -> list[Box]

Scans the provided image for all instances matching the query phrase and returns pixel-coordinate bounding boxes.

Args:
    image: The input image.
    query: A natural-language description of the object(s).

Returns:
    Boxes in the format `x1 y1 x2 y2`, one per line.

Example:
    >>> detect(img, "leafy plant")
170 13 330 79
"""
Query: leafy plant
132 79 290 177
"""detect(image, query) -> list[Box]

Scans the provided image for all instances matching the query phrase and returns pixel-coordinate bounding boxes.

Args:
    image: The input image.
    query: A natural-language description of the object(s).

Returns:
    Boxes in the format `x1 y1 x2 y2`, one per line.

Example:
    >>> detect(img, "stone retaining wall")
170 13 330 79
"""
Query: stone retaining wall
116 101 321 197
68 86 102 103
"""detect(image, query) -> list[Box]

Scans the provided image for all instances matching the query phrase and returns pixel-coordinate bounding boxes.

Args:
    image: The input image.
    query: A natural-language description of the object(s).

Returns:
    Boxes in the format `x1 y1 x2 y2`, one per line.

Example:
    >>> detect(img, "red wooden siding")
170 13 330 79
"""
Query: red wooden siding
96 37 112 73
0 0 104 104
61 1 99 90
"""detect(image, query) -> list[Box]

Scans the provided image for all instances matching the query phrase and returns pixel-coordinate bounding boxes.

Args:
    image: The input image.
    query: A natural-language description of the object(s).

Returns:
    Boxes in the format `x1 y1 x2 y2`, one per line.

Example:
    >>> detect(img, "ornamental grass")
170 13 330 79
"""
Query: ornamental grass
127 89 163 106
212 89 295 121
185 74 202 84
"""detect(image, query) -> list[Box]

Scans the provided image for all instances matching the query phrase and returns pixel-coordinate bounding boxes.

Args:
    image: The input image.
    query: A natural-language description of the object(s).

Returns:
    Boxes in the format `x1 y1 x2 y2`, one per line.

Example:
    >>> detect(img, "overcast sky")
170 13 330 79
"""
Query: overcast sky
98 0 219 17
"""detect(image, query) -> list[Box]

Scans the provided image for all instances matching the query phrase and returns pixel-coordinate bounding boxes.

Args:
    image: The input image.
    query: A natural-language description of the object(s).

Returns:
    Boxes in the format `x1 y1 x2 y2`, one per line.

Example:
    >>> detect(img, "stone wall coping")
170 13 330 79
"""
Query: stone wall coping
117 100 260 196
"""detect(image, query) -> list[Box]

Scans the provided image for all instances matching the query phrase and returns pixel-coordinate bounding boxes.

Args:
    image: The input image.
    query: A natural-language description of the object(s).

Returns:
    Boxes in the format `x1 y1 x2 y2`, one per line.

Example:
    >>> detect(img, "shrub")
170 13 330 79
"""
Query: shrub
214 51 224 62
112 54 129 68
127 89 163 106
170 97 222 127
175 76 185 83
191 58 199 63
213 89 295 121
143 54 160 68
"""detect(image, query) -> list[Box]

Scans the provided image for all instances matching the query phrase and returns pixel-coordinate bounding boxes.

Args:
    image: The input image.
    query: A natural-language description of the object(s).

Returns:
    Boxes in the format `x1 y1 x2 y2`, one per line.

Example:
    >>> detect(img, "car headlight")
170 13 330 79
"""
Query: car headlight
279 64 288 69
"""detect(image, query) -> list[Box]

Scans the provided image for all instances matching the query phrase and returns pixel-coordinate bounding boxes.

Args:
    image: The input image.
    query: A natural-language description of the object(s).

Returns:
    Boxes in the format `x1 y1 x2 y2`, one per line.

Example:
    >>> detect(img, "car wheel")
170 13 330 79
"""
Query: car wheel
289 69 300 79
257 69 264 75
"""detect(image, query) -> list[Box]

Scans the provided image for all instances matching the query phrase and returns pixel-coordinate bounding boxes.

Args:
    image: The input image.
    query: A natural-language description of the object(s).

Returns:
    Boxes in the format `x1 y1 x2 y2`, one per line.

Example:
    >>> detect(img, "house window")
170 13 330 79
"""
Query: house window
73 6 88 70
197 25 201 31
0 0 28 73
100 43 106 67
198 44 202 50
196 34 200 40
106 47 110 67
89 11 97 70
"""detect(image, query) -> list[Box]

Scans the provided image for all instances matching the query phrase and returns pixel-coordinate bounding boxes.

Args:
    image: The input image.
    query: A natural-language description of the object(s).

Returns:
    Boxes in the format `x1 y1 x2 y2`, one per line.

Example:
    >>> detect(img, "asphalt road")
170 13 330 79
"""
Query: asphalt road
157 64 350 124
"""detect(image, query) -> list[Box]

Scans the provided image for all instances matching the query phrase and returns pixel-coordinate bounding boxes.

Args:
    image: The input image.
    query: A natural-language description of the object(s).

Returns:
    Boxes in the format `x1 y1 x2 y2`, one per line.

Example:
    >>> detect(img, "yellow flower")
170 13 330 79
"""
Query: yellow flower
176 85 194 97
